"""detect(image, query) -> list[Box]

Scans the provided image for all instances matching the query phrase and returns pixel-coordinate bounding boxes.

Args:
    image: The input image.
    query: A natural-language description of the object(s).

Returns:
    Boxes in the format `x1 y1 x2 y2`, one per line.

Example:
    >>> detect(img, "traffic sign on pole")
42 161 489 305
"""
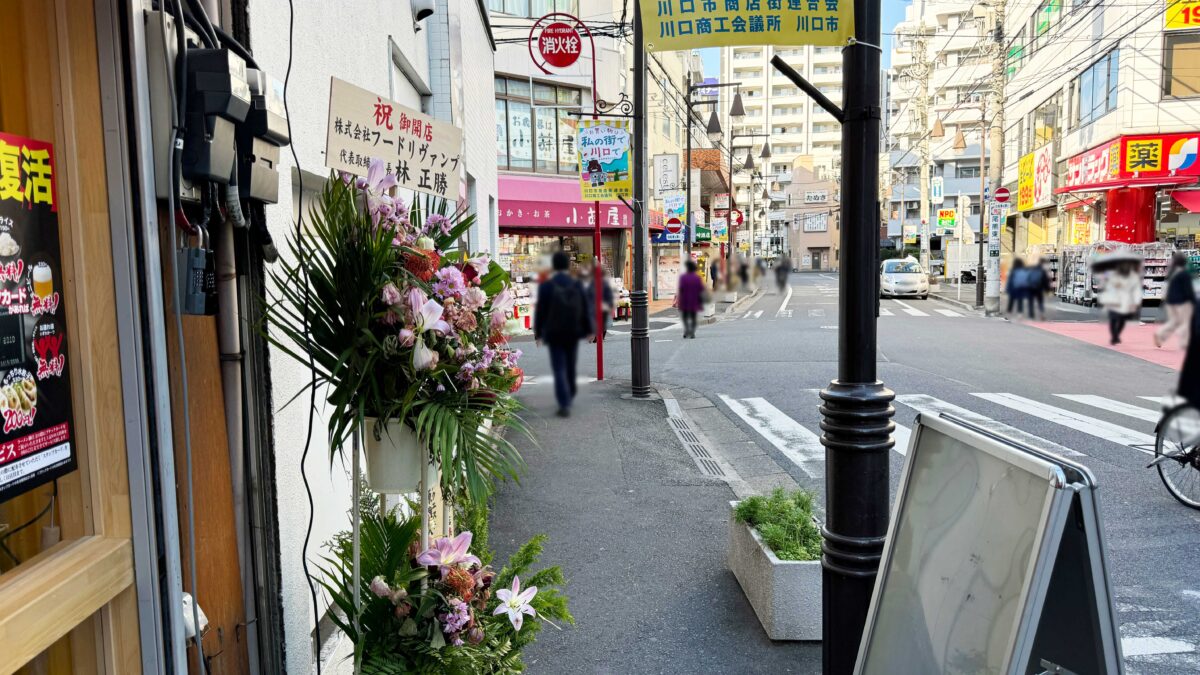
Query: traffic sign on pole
994 186 1011 203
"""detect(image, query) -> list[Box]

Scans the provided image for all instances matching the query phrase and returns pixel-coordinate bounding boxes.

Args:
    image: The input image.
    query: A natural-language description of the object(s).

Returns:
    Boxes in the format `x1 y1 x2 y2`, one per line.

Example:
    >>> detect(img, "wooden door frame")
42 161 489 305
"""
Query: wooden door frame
0 0 142 672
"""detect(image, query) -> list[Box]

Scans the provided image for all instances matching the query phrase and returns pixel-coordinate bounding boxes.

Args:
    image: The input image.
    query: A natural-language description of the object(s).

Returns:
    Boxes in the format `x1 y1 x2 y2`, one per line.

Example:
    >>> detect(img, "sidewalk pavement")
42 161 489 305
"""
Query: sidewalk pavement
1027 320 1186 371
489 375 819 674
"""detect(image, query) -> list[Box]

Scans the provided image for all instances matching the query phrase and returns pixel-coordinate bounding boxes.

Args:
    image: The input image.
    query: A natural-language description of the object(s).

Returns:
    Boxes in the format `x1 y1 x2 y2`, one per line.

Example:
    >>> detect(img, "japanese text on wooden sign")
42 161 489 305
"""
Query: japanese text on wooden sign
641 0 854 51
326 77 462 199
579 120 632 201
0 132 77 502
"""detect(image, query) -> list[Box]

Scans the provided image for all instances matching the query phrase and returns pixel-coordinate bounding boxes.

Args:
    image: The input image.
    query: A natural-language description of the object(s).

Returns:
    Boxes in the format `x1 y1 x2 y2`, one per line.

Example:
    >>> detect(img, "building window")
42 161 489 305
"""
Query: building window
1032 94 1061 147
1073 49 1118 126
492 0 577 16
495 76 584 174
1164 32 1200 98
957 164 981 179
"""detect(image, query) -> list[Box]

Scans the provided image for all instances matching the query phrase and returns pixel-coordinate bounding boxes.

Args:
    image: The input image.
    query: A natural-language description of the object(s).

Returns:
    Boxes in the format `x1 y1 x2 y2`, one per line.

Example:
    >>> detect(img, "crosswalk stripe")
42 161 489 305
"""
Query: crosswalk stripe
1055 394 1161 423
719 395 823 478
972 393 1155 455
879 307 894 316
776 284 792 316
1141 395 1184 408
934 309 962 317
892 300 929 316
808 308 825 317
896 394 1087 457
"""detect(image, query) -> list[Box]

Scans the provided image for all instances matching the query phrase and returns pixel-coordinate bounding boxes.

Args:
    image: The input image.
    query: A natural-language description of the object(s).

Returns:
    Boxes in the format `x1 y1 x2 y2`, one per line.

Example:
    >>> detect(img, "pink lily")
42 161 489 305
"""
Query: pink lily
467 254 491 276
415 532 481 577
493 576 538 631
414 298 452 336
412 337 438 371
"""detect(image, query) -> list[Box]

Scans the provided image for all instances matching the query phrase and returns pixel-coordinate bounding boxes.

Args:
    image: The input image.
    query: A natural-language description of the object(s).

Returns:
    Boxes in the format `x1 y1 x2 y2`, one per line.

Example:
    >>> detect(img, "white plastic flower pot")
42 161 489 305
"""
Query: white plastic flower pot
363 418 425 493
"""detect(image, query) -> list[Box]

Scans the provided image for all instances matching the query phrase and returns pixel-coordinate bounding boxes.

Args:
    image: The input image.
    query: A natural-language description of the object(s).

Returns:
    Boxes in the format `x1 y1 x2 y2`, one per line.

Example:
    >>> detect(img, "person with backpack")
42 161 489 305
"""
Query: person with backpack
1005 258 1029 319
534 251 594 417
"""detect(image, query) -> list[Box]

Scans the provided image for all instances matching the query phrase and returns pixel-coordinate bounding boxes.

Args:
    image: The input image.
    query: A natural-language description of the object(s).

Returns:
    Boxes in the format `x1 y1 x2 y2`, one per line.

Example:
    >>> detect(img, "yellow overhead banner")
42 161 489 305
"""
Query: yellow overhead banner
1166 0 1200 30
642 0 854 51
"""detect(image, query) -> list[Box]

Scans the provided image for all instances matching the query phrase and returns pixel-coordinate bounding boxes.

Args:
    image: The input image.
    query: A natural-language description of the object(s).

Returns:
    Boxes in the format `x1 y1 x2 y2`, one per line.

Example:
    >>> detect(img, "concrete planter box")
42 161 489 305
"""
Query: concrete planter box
727 502 822 641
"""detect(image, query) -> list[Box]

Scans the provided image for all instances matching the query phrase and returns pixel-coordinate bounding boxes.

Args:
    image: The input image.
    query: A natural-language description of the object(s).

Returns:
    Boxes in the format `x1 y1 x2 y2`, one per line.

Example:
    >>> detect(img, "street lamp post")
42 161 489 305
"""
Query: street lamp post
727 130 771 288
684 81 742 260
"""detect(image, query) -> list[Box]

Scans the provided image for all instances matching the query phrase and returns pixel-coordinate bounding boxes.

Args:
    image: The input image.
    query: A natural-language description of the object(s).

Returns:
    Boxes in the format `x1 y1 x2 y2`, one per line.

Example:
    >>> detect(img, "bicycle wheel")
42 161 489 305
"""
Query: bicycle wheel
1155 404 1200 510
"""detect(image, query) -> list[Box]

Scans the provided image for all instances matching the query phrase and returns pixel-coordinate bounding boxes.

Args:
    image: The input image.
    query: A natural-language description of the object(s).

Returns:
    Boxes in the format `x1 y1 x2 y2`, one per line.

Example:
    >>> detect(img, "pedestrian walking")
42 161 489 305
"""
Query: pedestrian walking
1099 261 1143 345
709 258 721 292
1155 252 1195 349
1005 258 1029 318
775 255 791 294
676 260 706 339
1025 259 1051 320
1178 303 1200 409
738 254 749 290
534 251 594 417
587 267 614 341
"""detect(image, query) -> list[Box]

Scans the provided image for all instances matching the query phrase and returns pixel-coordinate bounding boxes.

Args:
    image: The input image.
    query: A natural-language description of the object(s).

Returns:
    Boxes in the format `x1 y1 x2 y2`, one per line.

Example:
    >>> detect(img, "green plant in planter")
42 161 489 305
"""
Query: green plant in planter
321 503 573 674
263 160 528 501
734 488 822 561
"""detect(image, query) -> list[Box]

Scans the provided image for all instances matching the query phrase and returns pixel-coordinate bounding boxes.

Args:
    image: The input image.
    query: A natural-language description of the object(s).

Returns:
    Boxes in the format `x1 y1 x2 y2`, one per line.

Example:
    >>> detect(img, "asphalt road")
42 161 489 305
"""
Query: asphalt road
516 272 1200 674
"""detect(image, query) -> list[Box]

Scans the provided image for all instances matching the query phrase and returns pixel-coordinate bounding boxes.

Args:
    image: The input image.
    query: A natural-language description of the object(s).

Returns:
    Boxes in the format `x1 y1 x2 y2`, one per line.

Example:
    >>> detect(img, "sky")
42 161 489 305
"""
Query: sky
698 0 910 76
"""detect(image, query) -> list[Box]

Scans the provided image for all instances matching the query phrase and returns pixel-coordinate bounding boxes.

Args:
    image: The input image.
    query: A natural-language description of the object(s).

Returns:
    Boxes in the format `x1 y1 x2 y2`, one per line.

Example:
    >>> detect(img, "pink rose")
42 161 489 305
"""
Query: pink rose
398 328 416 347
382 283 403 306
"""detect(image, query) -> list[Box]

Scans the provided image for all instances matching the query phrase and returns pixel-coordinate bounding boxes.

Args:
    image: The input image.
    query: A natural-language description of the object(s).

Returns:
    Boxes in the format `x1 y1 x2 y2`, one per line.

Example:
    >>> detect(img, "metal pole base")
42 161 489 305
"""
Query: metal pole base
630 289 651 398
818 379 895 674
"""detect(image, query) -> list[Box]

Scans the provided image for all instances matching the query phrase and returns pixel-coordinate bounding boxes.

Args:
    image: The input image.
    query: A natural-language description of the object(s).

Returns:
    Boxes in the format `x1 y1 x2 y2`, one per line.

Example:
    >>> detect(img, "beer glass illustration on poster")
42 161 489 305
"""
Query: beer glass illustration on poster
0 132 76 502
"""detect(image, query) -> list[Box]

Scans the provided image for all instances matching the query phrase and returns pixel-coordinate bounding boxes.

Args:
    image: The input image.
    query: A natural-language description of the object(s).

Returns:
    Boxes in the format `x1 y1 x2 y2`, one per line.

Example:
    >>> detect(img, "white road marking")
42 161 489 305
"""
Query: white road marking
808 308 826 317
972 393 1155 455
752 310 763 319
896 394 1086 458
1121 636 1195 657
1055 394 1161 423
743 311 754 319
1142 395 1185 408
778 309 794 318
776 283 793 317
934 309 962 317
892 299 929 316
654 339 672 343
719 395 823 478
1051 303 1090 314
879 307 894 316
521 376 598 387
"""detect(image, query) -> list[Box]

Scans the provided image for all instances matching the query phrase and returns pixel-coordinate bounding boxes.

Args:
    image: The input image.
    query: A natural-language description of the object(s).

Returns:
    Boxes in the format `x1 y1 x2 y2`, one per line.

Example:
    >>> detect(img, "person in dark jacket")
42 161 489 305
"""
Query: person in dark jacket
676 260 705 338
1025 260 1051 320
1156 252 1195 349
709 258 721 292
1006 258 1029 318
534 252 594 417
1180 306 1200 409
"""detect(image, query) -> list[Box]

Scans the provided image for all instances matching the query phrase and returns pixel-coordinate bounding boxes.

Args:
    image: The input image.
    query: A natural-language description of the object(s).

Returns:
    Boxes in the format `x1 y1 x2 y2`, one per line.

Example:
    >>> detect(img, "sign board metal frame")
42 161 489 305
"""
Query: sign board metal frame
854 412 1124 675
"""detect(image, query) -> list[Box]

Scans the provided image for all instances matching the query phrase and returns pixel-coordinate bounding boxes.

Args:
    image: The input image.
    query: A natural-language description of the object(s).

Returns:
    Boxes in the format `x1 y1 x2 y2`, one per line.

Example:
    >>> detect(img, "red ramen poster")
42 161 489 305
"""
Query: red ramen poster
0 131 76 502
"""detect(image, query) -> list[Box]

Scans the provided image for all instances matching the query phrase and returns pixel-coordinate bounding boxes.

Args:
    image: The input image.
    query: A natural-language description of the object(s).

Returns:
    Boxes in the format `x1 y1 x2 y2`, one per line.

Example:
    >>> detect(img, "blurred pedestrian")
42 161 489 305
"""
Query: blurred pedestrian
1179 302 1200 409
676 260 705 339
587 266 614 341
1099 261 1142 346
738 254 749 290
709 258 721 292
1005 258 1029 318
1156 252 1195 349
1025 259 1051 320
775 255 791 294
535 251 594 417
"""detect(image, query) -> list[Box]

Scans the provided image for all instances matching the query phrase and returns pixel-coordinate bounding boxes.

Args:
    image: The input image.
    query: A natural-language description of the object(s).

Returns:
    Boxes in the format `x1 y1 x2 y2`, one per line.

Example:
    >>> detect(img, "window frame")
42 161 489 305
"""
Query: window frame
495 75 585 176
1073 49 1119 127
1163 31 1200 99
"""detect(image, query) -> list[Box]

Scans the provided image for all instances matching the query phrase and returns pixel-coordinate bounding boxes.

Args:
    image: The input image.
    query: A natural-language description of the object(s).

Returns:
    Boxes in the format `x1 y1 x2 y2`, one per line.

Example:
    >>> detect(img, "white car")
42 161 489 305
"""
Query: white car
880 258 929 299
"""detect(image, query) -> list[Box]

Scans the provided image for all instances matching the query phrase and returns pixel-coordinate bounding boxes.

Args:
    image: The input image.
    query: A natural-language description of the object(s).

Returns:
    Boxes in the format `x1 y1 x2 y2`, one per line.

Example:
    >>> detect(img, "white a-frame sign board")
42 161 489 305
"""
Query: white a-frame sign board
854 413 1124 675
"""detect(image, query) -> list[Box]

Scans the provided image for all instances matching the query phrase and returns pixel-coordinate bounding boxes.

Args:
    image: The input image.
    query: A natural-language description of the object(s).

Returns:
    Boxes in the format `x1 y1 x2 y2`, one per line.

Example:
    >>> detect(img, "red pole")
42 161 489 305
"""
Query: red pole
594 201 604 380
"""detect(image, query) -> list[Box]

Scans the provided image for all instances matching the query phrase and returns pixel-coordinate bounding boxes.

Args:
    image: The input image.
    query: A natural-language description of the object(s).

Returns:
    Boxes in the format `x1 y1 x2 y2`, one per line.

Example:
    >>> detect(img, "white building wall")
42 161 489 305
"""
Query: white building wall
457 1 501 254
245 3 433 674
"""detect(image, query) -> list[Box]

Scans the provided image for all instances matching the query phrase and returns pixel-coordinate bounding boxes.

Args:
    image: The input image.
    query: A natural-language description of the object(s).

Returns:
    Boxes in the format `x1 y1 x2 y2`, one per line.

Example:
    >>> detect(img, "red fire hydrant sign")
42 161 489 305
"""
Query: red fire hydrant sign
538 22 582 68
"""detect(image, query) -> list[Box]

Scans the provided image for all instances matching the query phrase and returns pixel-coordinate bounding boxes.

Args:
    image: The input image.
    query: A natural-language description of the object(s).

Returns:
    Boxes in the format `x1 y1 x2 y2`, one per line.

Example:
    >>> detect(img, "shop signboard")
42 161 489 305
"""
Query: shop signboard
654 153 679 197
930 176 944 205
640 0 854 52
1071 210 1092 245
714 193 731 210
1166 0 1200 30
498 199 633 228
803 213 829 232
534 21 583 68
712 216 729 243
326 77 463 199
0 132 77 502
660 191 687 242
987 204 1007 257
804 190 829 204
1063 140 1119 190
903 224 918 244
578 120 632 200
936 208 956 235
1018 144 1055 211
697 77 720 97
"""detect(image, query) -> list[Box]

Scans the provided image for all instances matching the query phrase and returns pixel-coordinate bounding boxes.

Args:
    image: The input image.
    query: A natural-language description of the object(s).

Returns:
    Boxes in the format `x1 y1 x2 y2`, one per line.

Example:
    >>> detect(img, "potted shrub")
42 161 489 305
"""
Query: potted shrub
264 160 526 500
728 488 822 641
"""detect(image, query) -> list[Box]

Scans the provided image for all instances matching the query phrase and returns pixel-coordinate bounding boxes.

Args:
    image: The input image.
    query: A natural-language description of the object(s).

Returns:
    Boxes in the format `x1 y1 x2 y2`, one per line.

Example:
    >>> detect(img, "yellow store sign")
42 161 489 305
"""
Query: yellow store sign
1166 0 1200 30
1017 153 1034 211
641 0 854 51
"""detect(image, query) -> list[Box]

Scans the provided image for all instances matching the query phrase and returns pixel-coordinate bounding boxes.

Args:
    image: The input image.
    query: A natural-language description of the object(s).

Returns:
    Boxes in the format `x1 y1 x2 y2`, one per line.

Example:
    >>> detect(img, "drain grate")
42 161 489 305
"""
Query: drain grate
666 413 725 477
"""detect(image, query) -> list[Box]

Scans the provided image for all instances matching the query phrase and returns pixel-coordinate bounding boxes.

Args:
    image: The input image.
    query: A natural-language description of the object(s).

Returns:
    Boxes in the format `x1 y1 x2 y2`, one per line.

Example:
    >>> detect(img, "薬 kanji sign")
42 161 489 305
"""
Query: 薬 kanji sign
326 77 463 199
641 0 854 52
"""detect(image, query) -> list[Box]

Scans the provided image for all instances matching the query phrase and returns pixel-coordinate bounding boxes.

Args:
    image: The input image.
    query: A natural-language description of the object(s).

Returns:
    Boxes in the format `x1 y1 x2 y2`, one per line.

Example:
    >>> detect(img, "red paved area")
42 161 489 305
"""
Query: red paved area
1027 319 1185 370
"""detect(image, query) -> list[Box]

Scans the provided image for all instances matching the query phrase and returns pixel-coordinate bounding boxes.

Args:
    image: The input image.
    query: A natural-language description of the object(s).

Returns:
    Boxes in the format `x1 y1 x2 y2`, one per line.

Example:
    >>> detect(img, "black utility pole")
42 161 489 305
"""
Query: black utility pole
821 0 894 671
630 2 651 398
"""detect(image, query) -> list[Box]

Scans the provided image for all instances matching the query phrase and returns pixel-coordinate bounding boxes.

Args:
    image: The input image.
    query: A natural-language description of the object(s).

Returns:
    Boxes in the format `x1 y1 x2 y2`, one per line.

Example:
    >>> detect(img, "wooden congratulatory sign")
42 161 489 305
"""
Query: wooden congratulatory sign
326 77 463 199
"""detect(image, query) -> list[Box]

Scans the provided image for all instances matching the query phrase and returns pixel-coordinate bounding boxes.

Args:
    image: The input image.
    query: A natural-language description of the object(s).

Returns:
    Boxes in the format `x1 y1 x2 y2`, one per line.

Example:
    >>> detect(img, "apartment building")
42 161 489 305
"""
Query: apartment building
999 0 1200 262
885 1 990 246
719 44 845 240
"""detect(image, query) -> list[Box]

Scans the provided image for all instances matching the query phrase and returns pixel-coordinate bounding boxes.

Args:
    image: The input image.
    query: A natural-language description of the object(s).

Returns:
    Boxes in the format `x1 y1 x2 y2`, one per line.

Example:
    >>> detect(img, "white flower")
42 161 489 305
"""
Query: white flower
413 338 439 370
492 576 537 631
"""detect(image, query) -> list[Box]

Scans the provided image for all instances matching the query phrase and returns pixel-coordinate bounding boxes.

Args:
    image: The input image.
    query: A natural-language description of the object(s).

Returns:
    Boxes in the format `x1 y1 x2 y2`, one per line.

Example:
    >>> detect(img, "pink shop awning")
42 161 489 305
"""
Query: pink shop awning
498 199 633 231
